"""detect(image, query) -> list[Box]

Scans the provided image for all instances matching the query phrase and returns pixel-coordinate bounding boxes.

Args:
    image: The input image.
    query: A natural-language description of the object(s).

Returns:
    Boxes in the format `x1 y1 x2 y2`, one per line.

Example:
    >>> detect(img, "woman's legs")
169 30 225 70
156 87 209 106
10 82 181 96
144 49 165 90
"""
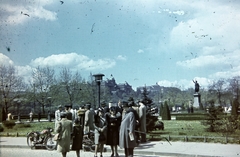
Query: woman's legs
61 152 67 157
99 143 104 156
128 148 134 157
94 144 99 156
76 150 80 157
114 145 119 156
110 145 114 156
124 148 128 157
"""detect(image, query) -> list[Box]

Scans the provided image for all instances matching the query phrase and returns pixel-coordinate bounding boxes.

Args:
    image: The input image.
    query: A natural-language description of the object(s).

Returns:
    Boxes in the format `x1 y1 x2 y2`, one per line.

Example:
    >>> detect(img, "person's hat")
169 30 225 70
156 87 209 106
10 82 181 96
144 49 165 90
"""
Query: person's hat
65 104 71 108
110 106 116 111
122 101 129 108
74 118 80 124
60 112 67 118
101 100 106 105
98 107 104 112
58 105 62 108
128 97 134 102
85 104 91 108
128 101 135 107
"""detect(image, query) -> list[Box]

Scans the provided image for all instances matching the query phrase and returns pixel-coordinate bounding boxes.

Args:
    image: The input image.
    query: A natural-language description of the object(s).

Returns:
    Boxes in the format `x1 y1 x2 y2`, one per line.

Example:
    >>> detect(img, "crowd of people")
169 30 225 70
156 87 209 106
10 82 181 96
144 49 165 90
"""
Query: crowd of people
54 97 147 157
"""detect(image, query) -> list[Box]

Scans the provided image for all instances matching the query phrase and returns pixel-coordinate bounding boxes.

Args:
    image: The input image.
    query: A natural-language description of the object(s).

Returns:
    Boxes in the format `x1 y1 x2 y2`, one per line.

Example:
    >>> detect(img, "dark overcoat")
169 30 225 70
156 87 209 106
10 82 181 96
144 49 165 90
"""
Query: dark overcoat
106 113 121 145
119 111 136 148
71 124 83 150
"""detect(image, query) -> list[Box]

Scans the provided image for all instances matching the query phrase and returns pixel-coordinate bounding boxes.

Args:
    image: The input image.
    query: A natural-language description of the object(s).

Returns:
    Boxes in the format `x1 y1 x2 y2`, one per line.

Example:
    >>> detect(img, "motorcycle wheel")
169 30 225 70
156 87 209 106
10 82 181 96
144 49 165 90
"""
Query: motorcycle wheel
45 136 57 150
27 133 35 148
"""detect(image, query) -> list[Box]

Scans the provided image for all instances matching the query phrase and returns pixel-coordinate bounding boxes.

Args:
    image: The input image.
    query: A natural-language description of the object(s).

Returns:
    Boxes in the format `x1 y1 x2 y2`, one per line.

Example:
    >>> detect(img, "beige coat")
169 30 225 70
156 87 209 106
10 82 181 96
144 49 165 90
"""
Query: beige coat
56 118 72 153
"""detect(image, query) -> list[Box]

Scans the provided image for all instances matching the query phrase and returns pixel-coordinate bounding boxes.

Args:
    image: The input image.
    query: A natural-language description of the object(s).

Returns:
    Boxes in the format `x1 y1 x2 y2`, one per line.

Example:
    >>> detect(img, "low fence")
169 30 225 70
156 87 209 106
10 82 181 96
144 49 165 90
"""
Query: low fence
148 133 240 144
11 114 54 121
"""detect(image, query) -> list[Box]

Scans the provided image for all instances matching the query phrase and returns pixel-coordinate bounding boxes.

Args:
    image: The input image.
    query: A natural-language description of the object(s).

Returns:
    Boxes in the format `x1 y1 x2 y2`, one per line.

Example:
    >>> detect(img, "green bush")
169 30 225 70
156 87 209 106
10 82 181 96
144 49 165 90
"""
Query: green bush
0 124 4 132
2 120 16 129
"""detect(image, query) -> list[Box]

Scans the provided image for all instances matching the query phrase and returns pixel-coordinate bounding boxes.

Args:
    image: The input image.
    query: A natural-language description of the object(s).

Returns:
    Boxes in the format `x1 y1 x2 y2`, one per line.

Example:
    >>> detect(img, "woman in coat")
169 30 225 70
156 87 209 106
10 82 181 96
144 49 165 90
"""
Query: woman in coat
71 118 83 157
93 107 107 157
56 112 72 157
119 101 137 157
106 106 122 157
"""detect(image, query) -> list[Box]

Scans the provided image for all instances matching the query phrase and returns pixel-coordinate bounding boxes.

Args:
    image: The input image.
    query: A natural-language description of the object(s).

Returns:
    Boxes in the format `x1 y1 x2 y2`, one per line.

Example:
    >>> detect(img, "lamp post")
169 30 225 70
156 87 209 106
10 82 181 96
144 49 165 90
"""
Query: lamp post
93 73 104 108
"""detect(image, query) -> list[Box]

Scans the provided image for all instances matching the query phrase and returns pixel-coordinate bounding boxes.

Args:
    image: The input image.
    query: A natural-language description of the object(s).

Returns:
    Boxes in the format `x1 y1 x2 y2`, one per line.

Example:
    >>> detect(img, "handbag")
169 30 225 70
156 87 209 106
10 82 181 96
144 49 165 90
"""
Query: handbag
53 133 59 141
54 122 62 141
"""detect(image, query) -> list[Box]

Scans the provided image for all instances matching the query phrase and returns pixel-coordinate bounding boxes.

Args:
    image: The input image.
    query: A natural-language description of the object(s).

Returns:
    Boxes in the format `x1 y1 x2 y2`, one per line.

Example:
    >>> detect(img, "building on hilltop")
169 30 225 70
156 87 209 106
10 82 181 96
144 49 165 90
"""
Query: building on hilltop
103 75 133 96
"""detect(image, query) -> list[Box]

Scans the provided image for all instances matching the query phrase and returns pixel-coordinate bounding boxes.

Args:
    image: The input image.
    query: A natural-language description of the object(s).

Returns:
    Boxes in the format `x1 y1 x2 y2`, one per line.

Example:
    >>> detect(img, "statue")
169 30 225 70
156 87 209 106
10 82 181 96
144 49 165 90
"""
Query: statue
192 80 200 93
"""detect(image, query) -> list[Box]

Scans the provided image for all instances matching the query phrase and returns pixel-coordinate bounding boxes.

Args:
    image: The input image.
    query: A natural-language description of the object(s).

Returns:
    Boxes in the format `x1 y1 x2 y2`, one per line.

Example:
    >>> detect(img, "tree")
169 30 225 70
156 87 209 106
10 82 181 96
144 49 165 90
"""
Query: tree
227 76 240 102
141 85 152 105
0 65 25 120
31 66 55 114
58 67 82 107
231 98 239 117
208 79 226 106
203 100 226 132
161 101 171 120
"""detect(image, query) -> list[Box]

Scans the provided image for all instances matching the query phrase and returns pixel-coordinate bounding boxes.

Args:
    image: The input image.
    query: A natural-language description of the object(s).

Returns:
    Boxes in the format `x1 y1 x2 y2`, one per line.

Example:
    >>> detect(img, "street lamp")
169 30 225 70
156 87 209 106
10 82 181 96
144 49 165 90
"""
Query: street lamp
93 73 104 108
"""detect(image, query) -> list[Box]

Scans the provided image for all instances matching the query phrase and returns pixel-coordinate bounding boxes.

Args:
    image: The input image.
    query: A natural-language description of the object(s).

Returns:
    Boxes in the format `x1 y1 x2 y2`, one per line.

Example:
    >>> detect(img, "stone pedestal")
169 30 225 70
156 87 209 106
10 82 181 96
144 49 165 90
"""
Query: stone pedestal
193 93 201 108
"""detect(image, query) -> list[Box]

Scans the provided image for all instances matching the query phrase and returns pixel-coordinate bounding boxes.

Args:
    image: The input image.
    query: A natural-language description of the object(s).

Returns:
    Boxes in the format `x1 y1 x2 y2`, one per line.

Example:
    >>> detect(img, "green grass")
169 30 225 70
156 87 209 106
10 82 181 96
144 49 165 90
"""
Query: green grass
0 120 55 137
160 120 221 136
147 120 240 143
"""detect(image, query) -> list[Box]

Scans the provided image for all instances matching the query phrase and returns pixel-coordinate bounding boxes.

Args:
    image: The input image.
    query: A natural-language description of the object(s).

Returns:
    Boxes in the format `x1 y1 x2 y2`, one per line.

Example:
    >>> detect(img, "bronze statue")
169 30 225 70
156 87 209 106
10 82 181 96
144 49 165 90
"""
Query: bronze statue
192 80 200 93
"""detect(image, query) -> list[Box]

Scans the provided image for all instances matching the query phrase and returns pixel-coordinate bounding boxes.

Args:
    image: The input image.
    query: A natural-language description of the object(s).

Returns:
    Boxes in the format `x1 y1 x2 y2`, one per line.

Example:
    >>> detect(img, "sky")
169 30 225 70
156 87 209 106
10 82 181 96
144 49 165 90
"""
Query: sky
0 0 240 91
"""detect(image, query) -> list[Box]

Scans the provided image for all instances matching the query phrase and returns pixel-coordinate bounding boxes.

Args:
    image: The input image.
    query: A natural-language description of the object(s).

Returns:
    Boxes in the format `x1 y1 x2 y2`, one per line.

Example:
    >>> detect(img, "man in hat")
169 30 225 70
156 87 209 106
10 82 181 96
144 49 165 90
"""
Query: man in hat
55 105 63 132
84 103 94 133
138 99 147 143
119 101 137 157
127 97 140 144
64 105 72 121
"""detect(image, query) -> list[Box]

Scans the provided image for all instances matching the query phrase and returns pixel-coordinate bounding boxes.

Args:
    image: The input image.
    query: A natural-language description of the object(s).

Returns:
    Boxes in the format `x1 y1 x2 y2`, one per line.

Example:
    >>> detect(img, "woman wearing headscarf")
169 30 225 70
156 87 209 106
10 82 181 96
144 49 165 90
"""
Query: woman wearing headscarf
106 106 122 157
56 112 72 157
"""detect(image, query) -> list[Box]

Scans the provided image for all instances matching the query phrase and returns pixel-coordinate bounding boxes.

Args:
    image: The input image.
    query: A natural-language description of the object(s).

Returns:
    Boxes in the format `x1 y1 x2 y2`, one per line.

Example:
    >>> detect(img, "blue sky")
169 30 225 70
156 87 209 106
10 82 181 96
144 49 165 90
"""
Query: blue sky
0 0 240 90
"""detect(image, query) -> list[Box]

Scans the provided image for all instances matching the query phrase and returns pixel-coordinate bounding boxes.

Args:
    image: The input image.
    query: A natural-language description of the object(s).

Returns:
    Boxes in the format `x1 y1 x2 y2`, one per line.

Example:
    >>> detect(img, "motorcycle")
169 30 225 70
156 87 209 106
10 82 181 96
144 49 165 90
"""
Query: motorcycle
27 127 57 150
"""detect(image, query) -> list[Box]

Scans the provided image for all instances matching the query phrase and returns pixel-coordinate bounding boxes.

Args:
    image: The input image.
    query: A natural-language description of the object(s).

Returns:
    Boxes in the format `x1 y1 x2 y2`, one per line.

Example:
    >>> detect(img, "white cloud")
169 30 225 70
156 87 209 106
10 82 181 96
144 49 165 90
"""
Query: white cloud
116 55 127 61
30 53 116 71
176 55 223 68
0 53 14 66
157 77 211 90
0 0 57 25
15 65 33 83
137 49 144 53
0 53 33 83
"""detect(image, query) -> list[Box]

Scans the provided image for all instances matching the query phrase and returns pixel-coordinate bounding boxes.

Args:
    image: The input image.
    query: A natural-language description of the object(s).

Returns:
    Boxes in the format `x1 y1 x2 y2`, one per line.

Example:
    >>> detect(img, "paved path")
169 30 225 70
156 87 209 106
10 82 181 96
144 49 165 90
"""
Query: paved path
0 137 240 157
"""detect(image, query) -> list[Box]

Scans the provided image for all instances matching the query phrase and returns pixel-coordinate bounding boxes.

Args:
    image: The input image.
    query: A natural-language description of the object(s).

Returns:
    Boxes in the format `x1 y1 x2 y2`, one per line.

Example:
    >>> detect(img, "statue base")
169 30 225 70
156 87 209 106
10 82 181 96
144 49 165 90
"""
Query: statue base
193 93 201 108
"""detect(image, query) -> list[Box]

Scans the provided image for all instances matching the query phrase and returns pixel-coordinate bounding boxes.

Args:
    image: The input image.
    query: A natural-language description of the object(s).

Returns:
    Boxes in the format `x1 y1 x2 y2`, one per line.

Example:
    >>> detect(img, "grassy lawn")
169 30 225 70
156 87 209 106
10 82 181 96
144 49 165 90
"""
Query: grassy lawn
0 120 55 137
146 120 240 143
159 120 221 136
